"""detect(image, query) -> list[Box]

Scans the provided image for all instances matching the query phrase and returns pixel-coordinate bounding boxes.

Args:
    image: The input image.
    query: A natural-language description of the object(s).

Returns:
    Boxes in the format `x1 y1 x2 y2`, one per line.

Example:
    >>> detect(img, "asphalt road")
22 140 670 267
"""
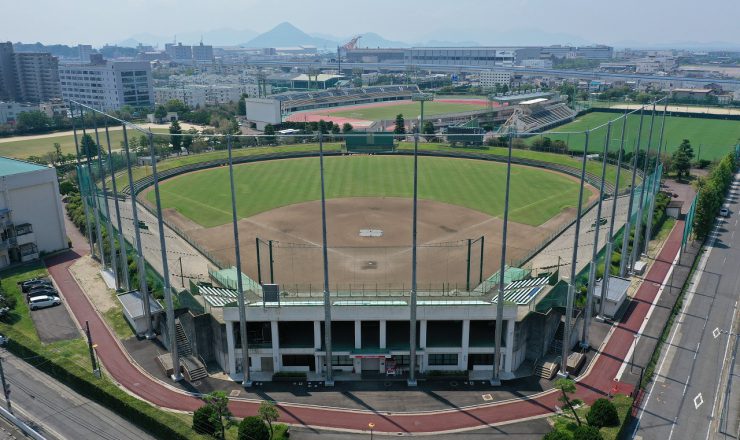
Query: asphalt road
635 174 740 440
0 350 155 440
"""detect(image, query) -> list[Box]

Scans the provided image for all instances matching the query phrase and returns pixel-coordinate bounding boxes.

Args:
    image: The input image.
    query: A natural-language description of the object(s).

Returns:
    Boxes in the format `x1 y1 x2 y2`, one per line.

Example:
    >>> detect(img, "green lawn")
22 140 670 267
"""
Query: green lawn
0 128 168 159
150 155 583 228
327 101 486 121
534 111 740 160
551 394 633 440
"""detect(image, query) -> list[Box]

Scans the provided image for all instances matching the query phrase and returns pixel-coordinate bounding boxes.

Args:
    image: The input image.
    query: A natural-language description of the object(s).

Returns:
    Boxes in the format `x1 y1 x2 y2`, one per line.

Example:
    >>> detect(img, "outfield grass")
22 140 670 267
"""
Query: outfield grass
534 111 740 160
0 128 168 159
327 101 486 121
150 155 584 228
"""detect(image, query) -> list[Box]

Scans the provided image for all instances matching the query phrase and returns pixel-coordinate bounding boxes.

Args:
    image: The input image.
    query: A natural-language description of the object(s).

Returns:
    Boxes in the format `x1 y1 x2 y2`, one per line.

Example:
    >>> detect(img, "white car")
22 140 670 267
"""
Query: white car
28 295 61 311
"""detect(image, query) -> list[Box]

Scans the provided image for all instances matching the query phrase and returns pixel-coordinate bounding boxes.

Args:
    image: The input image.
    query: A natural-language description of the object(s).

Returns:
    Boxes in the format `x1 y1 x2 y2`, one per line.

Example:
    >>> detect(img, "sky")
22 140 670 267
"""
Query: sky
3 0 739 48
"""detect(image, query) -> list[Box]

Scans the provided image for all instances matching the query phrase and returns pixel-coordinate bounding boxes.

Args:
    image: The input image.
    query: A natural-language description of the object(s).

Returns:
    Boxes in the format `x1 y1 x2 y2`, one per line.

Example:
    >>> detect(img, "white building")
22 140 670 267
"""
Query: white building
0 101 37 124
479 70 512 88
521 59 553 69
77 44 93 63
59 58 154 111
0 157 67 268
154 86 207 108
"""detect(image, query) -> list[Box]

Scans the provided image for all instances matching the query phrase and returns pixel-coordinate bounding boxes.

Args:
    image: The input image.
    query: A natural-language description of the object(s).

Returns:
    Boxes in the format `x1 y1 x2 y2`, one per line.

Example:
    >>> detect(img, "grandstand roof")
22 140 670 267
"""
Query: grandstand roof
519 97 549 105
490 91 554 104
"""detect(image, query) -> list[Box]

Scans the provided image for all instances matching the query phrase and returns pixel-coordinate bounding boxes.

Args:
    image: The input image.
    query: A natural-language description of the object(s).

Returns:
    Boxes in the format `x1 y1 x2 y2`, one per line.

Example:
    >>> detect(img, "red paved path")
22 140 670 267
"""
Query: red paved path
44 220 683 434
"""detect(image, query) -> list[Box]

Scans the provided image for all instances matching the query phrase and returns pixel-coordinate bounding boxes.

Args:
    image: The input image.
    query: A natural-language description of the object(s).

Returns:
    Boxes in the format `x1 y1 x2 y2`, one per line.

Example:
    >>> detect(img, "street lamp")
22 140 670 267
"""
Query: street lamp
412 93 434 135
368 422 375 440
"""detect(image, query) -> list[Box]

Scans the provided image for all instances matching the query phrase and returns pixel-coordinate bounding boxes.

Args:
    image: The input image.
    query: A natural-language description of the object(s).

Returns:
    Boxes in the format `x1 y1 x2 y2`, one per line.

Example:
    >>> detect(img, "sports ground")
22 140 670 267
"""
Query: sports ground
146 155 594 290
535 111 740 160
285 98 488 129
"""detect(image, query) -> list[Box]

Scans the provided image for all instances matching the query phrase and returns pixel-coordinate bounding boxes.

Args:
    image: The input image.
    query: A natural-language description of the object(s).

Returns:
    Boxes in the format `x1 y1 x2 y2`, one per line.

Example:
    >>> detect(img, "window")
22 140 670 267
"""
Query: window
468 353 493 366
281 355 314 367
428 354 458 366
392 355 409 366
326 355 353 366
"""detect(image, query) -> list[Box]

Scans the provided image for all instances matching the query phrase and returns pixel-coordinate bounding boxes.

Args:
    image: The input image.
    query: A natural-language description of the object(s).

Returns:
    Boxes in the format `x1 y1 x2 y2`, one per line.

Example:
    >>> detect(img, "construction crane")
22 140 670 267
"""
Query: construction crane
342 35 362 50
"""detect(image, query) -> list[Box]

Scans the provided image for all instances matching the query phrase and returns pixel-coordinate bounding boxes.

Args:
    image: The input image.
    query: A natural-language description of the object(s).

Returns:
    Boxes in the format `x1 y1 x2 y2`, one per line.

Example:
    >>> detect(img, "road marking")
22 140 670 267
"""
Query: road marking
706 300 738 440
694 393 704 409
694 342 700 359
668 416 678 440
682 374 690 396
714 327 721 339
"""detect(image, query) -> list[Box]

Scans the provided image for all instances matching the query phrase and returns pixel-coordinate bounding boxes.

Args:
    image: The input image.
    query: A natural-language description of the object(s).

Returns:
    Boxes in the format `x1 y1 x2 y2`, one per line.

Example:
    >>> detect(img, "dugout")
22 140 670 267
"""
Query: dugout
446 120 485 146
345 133 396 153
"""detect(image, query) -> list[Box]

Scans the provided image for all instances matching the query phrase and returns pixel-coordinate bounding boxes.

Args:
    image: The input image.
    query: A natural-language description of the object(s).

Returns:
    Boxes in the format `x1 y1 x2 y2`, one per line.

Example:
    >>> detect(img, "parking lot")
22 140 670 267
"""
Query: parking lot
21 279 79 343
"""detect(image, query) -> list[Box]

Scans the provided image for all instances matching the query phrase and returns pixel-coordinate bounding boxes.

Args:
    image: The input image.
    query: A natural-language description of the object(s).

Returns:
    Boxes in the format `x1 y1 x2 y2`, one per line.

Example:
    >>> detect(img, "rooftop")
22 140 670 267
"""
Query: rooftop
0 157 48 177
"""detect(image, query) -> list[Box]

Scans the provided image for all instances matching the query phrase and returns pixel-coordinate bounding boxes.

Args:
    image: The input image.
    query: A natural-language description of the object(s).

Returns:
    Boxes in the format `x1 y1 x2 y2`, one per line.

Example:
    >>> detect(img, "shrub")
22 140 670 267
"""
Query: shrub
238 416 269 440
586 398 620 428
573 425 603 440
543 430 570 440
192 405 218 436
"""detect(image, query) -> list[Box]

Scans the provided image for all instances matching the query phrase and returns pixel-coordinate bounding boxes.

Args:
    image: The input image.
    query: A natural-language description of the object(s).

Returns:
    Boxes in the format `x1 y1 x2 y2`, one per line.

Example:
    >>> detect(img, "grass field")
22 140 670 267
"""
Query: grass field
326 101 486 121
150 155 584 228
535 111 740 160
0 128 168 159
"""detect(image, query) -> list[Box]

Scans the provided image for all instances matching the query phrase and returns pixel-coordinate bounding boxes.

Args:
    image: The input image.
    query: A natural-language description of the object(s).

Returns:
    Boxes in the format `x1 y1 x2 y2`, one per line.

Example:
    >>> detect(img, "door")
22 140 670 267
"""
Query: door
361 358 380 371
261 357 274 372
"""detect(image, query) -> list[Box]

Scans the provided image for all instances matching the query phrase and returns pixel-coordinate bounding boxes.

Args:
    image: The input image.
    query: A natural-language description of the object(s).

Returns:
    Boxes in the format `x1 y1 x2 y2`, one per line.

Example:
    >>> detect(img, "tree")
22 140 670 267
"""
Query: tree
263 124 276 144
554 378 581 426
192 404 219 437
80 133 99 158
586 398 619 428
422 121 435 135
237 416 269 440
258 400 279 439
165 99 189 114
15 110 52 133
318 119 328 134
237 94 248 115
573 425 603 440
672 147 691 180
52 143 63 164
182 127 197 153
169 120 182 154
342 122 353 133
394 114 406 135
202 391 233 439
331 123 340 135
154 105 168 122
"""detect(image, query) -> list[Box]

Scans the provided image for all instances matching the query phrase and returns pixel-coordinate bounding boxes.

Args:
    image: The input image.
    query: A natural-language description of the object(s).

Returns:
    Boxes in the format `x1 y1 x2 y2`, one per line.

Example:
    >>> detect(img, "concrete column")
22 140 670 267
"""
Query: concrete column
504 320 515 372
225 321 236 376
271 321 280 372
354 320 362 349
379 320 387 349
460 320 470 371
314 321 322 350
419 320 427 349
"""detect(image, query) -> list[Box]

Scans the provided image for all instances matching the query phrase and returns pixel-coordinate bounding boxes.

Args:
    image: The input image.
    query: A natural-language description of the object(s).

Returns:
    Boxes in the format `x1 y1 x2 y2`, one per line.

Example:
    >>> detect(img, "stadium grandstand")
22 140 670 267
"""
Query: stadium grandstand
496 92 576 133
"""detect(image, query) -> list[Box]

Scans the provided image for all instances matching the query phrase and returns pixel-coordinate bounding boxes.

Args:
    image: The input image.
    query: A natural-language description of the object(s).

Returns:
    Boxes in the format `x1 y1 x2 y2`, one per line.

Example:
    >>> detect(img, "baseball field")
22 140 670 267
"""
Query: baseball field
535 111 740 160
144 155 595 291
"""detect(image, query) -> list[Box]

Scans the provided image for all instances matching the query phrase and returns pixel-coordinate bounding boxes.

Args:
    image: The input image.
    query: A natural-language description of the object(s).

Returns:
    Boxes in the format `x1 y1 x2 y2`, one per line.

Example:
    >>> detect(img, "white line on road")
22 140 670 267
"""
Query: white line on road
706 300 738 440
694 342 700 359
683 374 691 396
695 393 704 409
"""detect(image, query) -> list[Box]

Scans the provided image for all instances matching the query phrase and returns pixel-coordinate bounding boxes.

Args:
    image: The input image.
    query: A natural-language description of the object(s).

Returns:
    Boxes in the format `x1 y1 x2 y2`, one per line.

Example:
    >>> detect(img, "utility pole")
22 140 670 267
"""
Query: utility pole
0 356 11 412
85 321 99 377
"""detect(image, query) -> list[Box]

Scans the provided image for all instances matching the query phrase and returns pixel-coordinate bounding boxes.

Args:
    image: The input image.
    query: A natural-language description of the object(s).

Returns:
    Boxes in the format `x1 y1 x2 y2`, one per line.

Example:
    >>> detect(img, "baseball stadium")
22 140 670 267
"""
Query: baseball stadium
72 90 728 387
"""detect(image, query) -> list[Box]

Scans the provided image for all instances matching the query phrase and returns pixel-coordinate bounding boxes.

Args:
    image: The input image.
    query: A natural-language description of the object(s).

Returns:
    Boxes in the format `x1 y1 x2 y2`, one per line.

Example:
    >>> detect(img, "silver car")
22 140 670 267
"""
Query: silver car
28 295 61 311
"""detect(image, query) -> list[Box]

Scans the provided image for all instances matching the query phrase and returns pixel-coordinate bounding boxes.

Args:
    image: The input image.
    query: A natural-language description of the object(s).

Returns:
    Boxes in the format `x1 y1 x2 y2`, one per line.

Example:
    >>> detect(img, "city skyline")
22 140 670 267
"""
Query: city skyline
3 0 739 48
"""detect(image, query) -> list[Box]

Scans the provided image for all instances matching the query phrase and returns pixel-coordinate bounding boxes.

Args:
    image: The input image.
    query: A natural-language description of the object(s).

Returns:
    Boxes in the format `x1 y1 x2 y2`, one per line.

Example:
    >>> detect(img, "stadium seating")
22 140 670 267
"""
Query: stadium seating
274 85 420 113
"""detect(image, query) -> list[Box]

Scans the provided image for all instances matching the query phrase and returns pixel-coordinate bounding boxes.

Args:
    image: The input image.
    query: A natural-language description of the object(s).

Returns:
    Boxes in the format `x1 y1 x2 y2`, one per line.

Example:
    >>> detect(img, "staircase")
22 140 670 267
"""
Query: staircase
550 320 565 354
533 356 560 380
174 320 208 381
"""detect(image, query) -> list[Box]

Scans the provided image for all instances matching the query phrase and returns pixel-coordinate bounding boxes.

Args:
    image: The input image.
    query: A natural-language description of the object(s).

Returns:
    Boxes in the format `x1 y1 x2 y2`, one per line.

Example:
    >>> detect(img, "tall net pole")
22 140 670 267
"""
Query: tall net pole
80 107 106 266
69 103 95 255
643 100 668 251
561 131 590 377
599 113 627 318
630 104 657 271
408 131 420 386
104 121 130 291
492 132 513 386
620 107 645 277
227 135 251 387
147 131 181 381
582 122 612 347
122 126 153 337
92 117 119 289
319 133 334 386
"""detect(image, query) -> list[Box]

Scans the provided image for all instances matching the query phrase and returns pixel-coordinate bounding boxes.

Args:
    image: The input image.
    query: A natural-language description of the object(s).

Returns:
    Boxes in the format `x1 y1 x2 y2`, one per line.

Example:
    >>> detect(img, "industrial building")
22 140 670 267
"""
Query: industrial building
0 157 67 268
59 55 154 111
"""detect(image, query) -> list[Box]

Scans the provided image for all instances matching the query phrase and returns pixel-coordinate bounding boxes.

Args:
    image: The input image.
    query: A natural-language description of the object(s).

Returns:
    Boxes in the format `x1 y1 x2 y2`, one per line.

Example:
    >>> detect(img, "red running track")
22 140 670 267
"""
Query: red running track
44 221 683 434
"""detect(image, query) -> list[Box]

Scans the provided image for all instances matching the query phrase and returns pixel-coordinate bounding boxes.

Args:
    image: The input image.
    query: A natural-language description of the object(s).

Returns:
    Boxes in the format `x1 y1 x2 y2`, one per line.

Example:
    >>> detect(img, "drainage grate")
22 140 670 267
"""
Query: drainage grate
482 393 493 401
229 389 241 397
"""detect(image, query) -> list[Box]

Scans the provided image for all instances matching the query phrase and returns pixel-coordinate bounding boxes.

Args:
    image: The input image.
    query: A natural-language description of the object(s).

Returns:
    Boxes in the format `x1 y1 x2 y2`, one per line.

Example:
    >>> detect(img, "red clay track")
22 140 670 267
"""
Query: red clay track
44 221 683 434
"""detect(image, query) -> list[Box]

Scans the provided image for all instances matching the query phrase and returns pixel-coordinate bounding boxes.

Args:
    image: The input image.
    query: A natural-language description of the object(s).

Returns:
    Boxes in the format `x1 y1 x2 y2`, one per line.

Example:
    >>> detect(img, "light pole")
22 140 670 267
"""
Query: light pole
412 92 434 136
319 133 334 387
408 93 433 387
368 422 375 440
619 108 645 277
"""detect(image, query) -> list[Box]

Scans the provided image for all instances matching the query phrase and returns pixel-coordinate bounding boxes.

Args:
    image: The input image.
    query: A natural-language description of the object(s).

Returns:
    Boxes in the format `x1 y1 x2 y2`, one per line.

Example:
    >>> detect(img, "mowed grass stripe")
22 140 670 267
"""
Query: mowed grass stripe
533 112 740 160
150 156 582 229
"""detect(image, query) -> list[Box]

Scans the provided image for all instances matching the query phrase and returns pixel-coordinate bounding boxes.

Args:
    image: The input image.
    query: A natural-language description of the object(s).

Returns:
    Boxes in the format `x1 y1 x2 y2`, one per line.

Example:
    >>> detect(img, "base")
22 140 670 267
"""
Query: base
579 341 590 350
324 379 335 387
489 378 502 386
557 370 569 379
595 315 607 323
144 331 156 340
171 373 184 382
407 379 417 387
242 380 253 388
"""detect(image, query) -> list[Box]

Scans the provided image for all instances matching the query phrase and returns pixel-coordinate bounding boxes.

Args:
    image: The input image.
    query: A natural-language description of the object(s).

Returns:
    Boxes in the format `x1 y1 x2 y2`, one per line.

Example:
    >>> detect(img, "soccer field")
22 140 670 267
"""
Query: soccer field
150 155 583 228
535 111 740 160
326 101 487 121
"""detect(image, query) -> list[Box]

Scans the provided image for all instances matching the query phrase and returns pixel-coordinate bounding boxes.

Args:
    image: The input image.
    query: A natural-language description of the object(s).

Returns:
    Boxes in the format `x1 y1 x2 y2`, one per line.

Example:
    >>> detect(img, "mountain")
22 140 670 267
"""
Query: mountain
119 28 258 48
355 33 409 48
245 22 337 48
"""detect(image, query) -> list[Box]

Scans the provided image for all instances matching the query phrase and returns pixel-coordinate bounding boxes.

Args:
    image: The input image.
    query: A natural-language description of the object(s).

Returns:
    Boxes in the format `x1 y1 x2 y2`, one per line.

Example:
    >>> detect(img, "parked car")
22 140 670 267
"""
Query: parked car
0 334 7 346
20 279 52 293
720 207 730 217
28 295 61 311
27 288 57 302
